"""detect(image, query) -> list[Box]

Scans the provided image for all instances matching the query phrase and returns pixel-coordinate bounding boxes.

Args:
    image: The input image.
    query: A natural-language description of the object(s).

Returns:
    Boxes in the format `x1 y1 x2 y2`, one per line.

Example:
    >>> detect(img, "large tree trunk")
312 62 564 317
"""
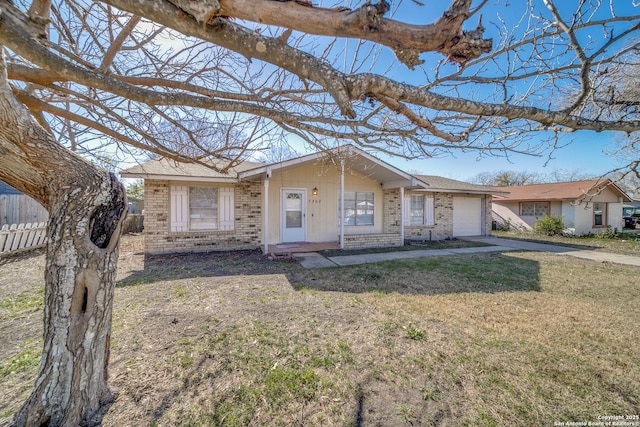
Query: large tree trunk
0 52 127 426
12 173 126 427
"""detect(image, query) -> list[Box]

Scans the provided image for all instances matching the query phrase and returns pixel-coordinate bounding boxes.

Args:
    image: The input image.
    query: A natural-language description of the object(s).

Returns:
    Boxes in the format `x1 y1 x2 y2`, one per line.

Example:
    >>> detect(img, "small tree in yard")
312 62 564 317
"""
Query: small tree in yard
1 0 640 425
534 214 566 236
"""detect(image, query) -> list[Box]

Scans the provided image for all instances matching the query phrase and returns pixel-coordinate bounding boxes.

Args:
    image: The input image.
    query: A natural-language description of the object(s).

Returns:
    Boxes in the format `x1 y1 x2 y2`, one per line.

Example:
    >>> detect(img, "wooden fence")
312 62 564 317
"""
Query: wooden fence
0 194 49 227
0 222 48 254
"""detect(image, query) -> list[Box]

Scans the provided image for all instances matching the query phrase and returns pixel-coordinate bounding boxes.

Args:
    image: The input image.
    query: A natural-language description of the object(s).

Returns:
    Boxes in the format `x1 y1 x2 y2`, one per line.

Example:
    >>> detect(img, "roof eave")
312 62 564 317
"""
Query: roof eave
120 172 238 183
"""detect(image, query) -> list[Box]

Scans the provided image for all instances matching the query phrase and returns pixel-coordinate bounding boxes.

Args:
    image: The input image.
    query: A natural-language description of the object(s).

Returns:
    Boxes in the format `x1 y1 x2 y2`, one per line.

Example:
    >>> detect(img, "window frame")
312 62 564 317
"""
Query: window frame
339 191 375 226
406 193 435 226
188 186 219 231
593 202 607 227
410 194 425 225
520 201 550 217
170 185 234 233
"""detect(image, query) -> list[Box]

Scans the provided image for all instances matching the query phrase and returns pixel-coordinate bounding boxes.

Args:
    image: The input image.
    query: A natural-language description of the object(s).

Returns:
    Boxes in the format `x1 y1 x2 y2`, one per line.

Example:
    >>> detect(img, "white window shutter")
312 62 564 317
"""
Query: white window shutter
403 195 411 224
219 187 235 230
170 185 188 232
425 194 435 226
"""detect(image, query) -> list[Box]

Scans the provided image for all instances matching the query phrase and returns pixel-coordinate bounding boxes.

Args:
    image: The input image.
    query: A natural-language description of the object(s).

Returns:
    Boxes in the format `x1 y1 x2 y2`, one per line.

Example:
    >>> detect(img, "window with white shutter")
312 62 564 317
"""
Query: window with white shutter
404 193 434 226
170 185 234 231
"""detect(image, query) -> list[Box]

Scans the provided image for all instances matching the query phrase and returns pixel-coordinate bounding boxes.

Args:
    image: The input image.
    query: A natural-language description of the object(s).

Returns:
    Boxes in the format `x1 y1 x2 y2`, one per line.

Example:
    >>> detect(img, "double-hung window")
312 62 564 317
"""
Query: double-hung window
593 202 606 227
405 194 435 226
189 187 218 230
339 191 374 226
170 185 234 232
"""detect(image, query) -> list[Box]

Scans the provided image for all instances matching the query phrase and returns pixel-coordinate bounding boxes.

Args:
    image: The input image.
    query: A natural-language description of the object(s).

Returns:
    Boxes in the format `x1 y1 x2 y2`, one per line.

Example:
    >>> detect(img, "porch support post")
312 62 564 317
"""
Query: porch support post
263 171 270 253
400 186 405 245
340 159 345 249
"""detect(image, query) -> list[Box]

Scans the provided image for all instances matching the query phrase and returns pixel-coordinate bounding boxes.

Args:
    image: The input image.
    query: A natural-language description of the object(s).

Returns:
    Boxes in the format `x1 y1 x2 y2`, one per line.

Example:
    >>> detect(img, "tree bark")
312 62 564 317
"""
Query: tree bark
11 174 126 427
0 50 127 426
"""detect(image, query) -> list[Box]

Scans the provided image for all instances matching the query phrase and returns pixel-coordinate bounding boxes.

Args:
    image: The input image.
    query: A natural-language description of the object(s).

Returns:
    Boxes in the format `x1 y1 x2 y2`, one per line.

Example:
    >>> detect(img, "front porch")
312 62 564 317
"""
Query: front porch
267 232 403 255
267 241 340 255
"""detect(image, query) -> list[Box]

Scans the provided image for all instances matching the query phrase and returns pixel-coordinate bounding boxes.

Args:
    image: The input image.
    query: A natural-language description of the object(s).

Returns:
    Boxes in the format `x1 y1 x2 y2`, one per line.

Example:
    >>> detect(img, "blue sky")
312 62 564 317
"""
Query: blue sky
113 1 636 183
368 0 638 180
380 130 625 181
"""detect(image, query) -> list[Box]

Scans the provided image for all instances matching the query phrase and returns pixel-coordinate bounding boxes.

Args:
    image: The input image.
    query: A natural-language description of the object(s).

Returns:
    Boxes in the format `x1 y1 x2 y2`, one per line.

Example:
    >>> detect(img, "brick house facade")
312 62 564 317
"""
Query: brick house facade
123 146 499 254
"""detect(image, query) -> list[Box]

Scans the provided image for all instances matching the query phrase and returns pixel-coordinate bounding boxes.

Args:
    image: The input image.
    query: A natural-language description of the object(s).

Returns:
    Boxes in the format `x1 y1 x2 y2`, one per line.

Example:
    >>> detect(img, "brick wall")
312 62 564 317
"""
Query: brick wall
484 196 493 236
343 233 403 249
382 189 401 233
404 192 454 241
143 180 262 254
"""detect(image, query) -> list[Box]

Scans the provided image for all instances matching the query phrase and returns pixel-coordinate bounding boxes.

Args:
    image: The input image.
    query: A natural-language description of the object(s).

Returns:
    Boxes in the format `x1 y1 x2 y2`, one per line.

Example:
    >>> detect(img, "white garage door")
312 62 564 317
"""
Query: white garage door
453 197 483 237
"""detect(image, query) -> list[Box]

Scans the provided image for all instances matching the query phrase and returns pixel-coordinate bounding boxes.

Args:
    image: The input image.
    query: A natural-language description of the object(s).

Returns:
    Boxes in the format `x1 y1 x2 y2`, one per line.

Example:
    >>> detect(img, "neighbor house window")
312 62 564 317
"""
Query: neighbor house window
405 194 435 226
339 191 374 226
170 185 235 232
593 202 606 227
520 202 549 217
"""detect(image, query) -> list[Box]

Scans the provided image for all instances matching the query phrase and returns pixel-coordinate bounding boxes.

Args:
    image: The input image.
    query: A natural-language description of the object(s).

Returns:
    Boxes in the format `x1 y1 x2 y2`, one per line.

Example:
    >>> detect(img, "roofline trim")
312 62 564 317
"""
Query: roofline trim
120 172 237 183
238 144 420 186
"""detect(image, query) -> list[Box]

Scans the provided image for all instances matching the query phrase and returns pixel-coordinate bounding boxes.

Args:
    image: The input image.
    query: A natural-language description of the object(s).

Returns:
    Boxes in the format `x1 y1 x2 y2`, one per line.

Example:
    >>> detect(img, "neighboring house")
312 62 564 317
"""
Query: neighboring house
121 145 500 254
492 179 631 235
0 181 49 227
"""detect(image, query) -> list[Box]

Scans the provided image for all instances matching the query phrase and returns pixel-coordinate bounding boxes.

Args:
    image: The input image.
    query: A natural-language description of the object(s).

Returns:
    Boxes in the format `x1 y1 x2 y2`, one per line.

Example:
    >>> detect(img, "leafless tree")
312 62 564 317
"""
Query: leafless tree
1 0 639 425
468 168 594 186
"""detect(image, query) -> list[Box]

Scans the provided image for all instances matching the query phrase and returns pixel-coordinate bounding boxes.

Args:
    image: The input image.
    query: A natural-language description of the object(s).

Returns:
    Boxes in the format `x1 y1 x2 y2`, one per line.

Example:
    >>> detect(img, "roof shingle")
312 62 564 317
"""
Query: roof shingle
493 179 631 201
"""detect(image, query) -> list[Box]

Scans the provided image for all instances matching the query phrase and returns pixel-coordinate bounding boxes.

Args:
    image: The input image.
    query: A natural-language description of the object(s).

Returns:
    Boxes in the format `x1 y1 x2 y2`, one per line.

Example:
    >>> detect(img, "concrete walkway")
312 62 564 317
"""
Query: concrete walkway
467 236 640 267
292 236 640 268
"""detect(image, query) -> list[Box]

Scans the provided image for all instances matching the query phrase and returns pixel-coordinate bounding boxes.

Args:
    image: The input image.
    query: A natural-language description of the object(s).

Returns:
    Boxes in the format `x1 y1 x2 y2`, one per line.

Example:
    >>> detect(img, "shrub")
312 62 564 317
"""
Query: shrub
593 226 617 239
534 214 565 236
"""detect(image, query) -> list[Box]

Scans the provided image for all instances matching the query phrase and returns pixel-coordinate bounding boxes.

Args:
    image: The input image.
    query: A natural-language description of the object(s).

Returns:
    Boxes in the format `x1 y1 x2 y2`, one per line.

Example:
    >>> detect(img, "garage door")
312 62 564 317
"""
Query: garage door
453 197 483 237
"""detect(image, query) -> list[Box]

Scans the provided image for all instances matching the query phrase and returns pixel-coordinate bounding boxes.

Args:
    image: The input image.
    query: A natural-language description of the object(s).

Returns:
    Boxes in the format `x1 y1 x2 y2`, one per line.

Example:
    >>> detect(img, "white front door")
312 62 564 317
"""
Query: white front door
281 189 306 242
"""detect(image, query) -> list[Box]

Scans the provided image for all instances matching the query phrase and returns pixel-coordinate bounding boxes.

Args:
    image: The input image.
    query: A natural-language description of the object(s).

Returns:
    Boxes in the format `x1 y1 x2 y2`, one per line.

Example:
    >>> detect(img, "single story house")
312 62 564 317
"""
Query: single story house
121 145 501 254
492 179 631 235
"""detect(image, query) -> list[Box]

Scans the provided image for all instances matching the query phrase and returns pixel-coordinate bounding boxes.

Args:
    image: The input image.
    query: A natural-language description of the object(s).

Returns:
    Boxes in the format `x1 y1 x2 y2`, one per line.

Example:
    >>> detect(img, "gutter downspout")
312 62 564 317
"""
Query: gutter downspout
263 168 271 253
340 160 345 249
400 186 405 245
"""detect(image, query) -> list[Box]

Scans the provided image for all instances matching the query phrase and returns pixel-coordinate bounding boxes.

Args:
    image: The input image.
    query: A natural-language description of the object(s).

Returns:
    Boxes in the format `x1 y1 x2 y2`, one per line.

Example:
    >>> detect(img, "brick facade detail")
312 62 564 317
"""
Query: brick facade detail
404 192 454 241
143 180 262 254
382 189 401 234
343 233 403 249
484 196 493 236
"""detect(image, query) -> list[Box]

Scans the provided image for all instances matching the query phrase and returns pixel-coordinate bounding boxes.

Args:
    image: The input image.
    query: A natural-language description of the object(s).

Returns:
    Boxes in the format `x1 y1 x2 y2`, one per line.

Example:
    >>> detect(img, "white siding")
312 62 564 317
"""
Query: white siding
562 201 575 228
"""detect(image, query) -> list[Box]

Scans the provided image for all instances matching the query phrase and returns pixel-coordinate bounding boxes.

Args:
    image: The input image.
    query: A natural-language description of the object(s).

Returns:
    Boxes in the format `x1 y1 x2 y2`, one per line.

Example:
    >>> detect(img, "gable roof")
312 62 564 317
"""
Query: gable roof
239 145 421 189
120 158 265 182
414 175 505 195
120 145 501 195
493 179 632 202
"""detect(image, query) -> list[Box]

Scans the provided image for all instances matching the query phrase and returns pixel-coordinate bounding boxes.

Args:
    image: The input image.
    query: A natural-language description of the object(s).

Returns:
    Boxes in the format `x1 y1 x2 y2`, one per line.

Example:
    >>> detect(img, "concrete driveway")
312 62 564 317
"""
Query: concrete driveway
293 236 640 268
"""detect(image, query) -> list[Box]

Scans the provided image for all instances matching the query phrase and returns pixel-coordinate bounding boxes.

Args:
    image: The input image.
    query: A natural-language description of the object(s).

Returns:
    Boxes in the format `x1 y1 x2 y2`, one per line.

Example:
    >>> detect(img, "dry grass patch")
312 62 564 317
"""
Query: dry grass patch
494 229 640 256
1 236 639 426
